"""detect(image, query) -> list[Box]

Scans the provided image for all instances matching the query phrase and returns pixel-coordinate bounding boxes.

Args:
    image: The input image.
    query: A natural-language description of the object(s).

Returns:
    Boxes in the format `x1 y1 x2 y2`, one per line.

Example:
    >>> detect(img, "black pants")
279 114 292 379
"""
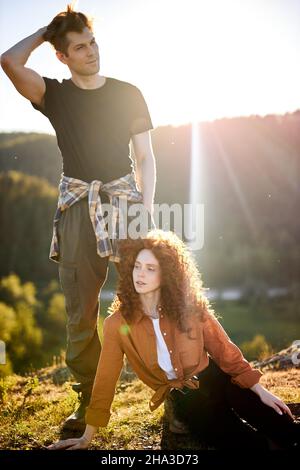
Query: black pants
171 359 299 449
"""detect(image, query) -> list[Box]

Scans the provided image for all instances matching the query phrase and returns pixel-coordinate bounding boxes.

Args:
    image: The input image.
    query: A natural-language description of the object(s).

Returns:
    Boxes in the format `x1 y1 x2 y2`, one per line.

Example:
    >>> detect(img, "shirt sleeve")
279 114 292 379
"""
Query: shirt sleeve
129 86 154 136
202 310 263 388
85 315 124 427
30 76 59 118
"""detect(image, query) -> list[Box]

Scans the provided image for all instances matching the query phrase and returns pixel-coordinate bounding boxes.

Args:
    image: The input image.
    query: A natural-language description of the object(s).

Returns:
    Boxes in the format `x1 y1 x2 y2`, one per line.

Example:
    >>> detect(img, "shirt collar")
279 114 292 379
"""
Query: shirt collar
126 304 164 324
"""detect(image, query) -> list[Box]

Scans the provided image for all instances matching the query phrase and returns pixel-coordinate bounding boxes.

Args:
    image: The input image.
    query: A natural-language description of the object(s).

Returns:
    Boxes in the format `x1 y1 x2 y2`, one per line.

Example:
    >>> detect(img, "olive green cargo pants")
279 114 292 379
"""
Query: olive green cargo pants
57 194 118 396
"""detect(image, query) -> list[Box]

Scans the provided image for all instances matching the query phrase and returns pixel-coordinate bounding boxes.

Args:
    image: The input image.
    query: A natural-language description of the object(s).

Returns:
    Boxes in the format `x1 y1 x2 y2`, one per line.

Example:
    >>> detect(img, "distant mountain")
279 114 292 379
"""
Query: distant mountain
1 111 299 287
0 132 61 186
1 110 299 204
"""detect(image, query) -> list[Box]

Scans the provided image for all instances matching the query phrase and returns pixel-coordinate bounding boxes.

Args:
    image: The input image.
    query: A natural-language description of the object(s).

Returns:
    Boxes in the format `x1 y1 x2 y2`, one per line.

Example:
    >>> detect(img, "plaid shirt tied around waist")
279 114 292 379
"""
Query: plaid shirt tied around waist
49 172 144 263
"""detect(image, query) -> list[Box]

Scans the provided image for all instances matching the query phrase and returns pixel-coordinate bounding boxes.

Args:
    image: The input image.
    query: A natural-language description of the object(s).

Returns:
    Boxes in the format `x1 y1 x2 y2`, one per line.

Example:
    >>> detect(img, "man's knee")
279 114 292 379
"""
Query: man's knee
66 325 100 361
59 265 82 323
59 263 104 325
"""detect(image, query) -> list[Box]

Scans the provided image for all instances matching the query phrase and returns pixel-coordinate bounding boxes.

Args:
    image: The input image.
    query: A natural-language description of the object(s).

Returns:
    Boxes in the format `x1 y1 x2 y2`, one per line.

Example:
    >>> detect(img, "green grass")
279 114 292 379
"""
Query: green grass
0 363 299 450
2 295 297 450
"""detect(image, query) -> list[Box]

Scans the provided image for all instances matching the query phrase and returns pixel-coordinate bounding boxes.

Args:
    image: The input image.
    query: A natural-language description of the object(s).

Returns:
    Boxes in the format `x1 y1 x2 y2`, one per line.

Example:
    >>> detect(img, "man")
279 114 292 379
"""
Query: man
1 5 156 430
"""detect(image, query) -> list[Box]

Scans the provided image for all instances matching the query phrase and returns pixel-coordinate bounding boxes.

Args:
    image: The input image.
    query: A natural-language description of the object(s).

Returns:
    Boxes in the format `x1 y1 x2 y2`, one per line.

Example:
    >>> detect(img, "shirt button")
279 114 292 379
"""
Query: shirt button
161 315 164 318
163 332 167 336
174 368 178 371
169 350 173 354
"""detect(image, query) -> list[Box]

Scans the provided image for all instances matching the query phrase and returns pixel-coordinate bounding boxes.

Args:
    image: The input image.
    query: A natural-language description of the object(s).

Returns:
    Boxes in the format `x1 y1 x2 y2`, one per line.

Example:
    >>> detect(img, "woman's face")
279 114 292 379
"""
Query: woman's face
132 249 161 294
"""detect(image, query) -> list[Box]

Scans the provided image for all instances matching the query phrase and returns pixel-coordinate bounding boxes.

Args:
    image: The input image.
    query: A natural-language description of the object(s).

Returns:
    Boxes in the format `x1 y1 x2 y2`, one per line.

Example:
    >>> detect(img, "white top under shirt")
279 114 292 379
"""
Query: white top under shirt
151 318 177 380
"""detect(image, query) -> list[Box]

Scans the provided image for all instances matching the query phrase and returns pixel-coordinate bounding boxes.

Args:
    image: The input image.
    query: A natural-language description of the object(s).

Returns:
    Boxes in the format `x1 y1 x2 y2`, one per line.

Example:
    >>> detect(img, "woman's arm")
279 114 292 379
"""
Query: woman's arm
47 315 124 450
85 315 125 427
202 311 263 388
47 424 98 450
202 311 294 419
250 383 294 419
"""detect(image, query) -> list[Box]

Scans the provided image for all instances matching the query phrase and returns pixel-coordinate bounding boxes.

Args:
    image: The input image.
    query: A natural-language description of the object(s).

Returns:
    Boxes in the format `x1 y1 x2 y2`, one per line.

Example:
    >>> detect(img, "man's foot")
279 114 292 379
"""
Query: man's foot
62 385 91 431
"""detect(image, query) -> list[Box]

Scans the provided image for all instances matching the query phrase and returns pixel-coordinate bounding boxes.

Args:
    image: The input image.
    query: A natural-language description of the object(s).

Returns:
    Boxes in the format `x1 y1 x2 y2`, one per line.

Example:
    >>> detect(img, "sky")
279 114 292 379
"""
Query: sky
1 0 300 134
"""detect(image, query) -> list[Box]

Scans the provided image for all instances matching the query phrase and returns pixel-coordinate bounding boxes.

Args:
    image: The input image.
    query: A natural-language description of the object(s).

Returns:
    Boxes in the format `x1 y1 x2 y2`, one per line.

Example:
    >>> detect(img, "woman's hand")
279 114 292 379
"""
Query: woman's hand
259 389 294 418
251 383 294 419
47 435 91 450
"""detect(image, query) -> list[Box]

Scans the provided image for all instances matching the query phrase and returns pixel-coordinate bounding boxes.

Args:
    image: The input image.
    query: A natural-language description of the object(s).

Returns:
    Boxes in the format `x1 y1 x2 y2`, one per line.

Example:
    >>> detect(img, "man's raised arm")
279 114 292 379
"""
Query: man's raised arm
1 27 47 107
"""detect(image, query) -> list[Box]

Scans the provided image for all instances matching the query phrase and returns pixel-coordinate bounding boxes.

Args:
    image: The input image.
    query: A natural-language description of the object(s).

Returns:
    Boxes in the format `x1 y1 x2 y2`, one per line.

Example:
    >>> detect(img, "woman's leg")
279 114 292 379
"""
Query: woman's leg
225 380 300 448
171 359 270 449
201 405 270 450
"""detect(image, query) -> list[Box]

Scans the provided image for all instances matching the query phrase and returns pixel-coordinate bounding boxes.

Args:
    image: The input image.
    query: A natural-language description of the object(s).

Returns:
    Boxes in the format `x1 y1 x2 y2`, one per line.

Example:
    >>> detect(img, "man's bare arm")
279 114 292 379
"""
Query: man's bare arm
1 27 47 107
131 130 156 215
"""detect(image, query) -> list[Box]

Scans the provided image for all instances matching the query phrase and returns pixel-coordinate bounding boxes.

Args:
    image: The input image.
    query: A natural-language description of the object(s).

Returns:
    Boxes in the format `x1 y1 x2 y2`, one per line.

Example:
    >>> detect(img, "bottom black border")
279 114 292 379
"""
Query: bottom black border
0 449 298 466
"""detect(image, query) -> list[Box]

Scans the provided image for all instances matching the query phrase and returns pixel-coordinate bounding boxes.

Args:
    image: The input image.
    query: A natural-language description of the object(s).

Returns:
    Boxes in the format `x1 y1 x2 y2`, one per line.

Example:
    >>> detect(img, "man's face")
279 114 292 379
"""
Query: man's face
57 27 100 76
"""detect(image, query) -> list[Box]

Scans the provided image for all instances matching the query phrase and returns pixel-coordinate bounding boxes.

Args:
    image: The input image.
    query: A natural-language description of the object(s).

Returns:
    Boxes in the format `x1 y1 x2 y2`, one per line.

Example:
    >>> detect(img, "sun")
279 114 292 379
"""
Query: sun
117 0 293 126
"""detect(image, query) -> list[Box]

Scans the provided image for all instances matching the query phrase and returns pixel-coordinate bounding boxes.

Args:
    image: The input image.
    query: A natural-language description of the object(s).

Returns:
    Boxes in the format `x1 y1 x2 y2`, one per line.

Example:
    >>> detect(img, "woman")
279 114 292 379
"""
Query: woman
48 230 299 450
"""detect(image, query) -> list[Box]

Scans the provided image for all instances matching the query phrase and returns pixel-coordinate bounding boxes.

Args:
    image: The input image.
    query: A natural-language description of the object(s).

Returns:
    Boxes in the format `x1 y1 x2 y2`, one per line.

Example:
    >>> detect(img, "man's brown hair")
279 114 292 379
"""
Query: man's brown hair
43 3 94 55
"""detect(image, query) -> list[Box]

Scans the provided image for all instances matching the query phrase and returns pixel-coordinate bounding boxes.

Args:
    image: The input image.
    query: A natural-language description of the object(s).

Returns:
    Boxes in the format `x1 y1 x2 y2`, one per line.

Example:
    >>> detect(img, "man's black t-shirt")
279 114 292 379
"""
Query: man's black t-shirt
31 76 154 183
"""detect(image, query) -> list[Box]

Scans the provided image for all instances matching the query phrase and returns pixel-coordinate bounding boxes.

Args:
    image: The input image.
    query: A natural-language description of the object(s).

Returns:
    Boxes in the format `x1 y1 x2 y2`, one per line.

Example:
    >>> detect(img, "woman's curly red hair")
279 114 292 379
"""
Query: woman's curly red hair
109 230 216 330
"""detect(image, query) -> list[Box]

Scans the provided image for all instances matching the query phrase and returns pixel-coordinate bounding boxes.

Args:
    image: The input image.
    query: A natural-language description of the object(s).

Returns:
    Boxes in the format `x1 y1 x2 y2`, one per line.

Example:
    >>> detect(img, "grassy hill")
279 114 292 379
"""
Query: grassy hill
0 363 299 450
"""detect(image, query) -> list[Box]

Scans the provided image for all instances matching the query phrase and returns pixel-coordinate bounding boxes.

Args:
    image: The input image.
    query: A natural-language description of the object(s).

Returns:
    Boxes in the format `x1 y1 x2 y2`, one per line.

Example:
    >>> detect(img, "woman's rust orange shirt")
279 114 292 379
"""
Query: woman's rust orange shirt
85 308 263 427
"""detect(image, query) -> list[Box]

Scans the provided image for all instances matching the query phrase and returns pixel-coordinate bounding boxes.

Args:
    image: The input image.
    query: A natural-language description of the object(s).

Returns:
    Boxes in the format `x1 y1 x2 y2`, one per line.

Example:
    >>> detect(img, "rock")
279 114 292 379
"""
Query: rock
252 340 300 370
